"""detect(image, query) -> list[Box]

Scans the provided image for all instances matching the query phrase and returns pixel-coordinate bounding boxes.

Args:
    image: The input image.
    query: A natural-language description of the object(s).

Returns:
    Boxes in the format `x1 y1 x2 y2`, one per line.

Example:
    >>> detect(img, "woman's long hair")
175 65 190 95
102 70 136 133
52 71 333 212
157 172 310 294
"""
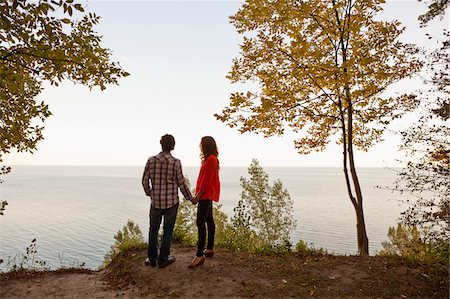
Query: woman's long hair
200 136 219 168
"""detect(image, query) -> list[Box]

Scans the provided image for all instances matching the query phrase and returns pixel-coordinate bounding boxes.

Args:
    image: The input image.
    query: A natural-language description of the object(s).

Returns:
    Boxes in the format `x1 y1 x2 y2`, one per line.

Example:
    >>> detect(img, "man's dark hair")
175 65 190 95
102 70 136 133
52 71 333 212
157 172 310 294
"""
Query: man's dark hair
160 134 175 151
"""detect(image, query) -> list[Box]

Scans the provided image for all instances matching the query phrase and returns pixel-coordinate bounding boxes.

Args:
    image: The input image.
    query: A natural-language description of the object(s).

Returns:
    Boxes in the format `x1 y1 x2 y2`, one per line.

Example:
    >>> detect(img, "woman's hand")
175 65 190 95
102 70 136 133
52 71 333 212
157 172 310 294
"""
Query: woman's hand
192 192 202 204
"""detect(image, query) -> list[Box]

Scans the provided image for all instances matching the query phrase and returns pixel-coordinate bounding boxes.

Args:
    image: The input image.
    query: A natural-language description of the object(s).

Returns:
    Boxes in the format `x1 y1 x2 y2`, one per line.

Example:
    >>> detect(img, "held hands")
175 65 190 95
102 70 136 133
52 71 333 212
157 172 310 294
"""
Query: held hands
191 192 202 205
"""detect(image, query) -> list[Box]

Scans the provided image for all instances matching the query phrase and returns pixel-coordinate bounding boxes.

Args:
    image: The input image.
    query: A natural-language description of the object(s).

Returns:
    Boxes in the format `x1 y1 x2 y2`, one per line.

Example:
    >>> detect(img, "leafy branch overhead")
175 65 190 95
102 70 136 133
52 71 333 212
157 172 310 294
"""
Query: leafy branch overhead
418 0 450 25
0 0 129 161
216 0 422 154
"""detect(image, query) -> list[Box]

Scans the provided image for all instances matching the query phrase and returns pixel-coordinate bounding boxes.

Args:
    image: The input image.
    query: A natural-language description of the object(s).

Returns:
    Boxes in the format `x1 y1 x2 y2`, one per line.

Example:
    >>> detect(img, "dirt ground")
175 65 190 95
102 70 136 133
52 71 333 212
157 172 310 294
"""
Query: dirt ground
0 244 448 298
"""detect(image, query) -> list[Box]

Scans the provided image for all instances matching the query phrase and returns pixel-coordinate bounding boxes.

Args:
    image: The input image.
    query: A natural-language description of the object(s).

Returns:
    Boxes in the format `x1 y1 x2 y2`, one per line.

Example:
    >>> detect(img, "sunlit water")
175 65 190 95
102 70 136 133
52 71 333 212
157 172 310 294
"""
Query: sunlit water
0 166 408 270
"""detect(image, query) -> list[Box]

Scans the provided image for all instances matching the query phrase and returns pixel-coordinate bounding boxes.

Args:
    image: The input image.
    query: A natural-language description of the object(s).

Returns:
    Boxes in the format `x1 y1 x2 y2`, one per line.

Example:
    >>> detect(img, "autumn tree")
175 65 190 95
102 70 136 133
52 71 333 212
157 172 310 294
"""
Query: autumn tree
216 0 422 255
393 97 449 242
395 27 449 242
0 0 129 214
389 0 449 243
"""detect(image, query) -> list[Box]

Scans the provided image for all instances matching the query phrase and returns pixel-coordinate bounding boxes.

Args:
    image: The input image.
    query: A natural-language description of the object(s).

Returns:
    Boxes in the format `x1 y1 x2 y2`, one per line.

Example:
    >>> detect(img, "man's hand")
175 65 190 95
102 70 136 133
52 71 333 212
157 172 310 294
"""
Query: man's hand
191 192 201 205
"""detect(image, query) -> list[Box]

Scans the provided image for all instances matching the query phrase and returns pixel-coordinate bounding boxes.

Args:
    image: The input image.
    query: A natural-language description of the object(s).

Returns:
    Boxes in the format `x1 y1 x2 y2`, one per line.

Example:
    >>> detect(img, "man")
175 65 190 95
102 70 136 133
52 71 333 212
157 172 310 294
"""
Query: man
142 134 194 268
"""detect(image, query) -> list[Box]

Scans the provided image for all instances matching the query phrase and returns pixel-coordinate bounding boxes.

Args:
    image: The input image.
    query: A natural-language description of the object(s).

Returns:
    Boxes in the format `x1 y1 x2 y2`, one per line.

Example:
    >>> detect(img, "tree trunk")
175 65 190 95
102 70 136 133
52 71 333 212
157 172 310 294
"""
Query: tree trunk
342 143 370 255
347 103 369 255
355 203 369 255
336 1 369 255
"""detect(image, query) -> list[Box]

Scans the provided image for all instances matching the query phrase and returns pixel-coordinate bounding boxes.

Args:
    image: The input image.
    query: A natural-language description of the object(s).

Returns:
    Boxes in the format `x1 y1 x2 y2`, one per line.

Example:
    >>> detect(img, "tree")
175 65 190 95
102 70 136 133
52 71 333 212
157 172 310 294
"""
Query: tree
0 0 129 214
393 78 449 243
236 159 296 247
216 0 422 255
390 109 448 245
390 0 450 243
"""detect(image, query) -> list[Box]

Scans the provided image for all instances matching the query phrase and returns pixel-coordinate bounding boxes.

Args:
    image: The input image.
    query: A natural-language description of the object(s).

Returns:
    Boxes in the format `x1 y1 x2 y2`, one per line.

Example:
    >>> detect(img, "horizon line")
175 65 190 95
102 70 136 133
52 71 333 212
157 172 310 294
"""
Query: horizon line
4 164 395 169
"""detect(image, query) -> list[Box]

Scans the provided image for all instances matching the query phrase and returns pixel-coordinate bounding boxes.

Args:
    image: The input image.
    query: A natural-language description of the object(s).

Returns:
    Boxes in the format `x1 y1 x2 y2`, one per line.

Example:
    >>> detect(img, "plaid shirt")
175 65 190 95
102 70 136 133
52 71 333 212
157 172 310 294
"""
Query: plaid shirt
142 151 193 209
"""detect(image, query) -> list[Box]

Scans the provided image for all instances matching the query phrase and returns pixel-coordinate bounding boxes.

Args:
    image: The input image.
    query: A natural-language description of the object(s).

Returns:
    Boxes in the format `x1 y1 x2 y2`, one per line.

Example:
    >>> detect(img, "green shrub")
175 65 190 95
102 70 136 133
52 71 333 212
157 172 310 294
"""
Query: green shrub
173 194 197 246
380 223 449 264
295 240 328 256
173 177 197 246
102 219 146 268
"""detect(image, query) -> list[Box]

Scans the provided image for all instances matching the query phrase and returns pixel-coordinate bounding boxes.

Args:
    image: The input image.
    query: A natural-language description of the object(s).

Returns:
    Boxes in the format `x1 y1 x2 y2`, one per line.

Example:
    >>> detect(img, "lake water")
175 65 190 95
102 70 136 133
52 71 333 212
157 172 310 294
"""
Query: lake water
0 166 408 270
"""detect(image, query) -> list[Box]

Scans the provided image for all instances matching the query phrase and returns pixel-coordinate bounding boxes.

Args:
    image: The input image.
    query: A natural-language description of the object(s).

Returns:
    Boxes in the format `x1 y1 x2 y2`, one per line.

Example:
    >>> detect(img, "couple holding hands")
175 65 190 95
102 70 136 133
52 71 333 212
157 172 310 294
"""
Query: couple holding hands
142 134 220 269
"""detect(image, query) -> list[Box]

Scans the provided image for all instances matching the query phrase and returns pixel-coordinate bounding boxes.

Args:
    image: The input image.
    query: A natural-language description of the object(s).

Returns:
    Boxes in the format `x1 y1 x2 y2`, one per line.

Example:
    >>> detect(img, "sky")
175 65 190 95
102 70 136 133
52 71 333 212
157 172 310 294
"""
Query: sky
4 0 449 167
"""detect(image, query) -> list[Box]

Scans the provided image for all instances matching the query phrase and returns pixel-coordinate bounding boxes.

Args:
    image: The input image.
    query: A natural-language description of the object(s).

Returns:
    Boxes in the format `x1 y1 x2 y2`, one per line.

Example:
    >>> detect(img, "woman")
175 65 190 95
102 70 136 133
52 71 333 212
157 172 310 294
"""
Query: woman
189 136 220 268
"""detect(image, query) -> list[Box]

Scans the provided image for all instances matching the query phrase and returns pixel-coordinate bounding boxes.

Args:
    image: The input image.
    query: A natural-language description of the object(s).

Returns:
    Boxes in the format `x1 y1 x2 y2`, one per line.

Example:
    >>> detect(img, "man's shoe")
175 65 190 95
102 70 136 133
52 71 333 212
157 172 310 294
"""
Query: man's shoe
203 249 214 258
188 255 205 268
144 258 157 267
158 255 176 268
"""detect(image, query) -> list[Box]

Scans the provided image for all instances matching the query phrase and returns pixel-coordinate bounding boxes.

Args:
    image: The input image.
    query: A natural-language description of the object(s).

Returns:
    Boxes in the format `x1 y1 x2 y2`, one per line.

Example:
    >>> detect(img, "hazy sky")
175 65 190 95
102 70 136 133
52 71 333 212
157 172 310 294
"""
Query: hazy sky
4 0 449 167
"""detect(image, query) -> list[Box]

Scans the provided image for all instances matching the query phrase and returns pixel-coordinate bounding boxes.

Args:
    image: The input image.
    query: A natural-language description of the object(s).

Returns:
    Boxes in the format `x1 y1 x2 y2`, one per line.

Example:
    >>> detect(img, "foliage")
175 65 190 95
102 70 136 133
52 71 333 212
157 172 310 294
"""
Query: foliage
174 162 296 254
390 2 449 244
173 177 236 247
223 195 264 252
0 0 129 164
173 186 197 246
392 97 449 243
381 224 424 257
102 220 146 268
418 0 450 25
0 200 6 216
215 0 422 255
217 0 421 150
0 166 10 215
380 224 449 264
1 239 48 272
295 240 328 256
237 159 296 247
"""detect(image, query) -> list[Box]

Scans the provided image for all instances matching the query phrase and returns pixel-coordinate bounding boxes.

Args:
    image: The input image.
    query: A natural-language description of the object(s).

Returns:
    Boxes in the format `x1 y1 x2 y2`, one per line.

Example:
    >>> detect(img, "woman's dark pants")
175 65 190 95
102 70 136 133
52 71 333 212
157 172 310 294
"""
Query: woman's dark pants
196 200 215 257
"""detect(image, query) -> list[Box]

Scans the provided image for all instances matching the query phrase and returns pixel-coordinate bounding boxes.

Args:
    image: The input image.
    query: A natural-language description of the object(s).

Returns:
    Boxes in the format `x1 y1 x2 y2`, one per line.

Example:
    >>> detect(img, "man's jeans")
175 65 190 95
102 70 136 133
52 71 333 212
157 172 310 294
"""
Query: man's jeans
148 203 178 265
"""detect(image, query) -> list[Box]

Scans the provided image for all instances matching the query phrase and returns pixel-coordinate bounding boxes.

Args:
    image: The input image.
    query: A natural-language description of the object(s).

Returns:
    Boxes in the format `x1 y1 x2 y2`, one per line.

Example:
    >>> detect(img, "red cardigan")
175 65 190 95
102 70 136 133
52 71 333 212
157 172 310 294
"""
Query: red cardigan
195 155 220 202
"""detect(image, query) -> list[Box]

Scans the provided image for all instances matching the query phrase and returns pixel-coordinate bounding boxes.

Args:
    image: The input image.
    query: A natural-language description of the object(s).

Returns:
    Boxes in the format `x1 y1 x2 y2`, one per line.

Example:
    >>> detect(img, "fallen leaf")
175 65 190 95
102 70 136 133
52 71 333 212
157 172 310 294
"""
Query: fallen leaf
282 279 288 284
309 290 315 296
